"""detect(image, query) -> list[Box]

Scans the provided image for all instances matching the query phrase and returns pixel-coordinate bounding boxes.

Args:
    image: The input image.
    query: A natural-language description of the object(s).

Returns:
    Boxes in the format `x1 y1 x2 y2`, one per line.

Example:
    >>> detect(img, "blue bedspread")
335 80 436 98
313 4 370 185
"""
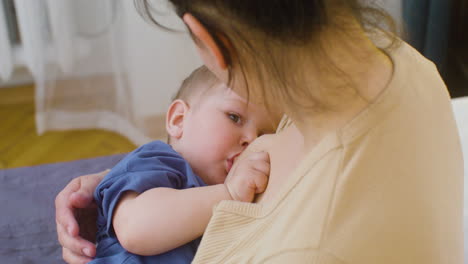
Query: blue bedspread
0 154 126 264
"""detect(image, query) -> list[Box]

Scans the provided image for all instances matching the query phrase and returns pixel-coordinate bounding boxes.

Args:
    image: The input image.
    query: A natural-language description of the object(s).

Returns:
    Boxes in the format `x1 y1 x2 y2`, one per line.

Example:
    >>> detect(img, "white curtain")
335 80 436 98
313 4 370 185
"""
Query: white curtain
1 0 201 146
0 0 13 81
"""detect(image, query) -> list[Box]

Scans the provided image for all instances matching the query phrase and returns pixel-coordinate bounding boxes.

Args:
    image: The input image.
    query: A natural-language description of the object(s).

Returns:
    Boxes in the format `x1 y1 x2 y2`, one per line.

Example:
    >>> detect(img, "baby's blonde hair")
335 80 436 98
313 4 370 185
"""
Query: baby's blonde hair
173 65 220 105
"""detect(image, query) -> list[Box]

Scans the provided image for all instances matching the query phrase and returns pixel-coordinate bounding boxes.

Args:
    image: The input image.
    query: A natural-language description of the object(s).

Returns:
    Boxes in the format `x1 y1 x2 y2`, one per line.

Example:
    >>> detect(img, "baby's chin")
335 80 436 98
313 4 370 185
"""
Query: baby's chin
200 171 227 185
212 174 228 185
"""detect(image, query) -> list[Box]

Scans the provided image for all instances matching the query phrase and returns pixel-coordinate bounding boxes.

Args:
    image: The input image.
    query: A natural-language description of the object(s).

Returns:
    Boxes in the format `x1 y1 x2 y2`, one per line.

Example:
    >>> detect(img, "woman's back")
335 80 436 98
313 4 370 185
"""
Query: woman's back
54 2 464 263
192 39 463 264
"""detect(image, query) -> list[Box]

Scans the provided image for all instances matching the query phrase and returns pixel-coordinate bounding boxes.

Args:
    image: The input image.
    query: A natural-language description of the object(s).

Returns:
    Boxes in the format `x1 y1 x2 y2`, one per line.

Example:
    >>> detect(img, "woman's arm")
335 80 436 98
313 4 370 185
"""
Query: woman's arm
55 170 108 264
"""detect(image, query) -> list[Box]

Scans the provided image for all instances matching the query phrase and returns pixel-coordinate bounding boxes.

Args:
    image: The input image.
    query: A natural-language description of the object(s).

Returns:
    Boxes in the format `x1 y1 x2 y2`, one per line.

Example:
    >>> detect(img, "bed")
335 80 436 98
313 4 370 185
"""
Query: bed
0 98 466 264
0 154 126 264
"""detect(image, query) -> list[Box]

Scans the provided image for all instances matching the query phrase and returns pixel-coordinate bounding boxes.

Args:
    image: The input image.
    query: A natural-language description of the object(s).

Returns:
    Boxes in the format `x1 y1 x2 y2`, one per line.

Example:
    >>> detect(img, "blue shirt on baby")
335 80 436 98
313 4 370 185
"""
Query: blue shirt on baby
90 140 206 264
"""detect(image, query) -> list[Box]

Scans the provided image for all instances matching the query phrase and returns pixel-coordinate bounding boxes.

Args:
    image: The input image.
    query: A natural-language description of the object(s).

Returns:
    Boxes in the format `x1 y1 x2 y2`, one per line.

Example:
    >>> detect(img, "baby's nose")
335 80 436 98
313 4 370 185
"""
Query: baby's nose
240 128 257 147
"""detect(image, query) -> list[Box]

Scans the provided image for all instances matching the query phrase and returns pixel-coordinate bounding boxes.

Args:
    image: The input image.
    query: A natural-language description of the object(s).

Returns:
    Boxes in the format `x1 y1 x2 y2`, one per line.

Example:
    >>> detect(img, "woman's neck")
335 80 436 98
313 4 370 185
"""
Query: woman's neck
290 29 394 150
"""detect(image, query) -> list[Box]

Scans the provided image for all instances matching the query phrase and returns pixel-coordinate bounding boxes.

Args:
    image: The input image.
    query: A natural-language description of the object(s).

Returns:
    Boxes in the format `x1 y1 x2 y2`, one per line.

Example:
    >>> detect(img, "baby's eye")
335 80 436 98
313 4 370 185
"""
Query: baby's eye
227 113 241 124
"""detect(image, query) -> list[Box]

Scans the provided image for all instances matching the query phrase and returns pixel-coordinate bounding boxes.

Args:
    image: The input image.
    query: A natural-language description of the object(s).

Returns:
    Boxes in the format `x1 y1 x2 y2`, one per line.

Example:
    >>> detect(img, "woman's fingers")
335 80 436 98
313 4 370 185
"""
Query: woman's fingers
57 221 96 259
62 247 93 264
56 170 107 235
73 170 109 204
55 170 108 263
55 177 83 237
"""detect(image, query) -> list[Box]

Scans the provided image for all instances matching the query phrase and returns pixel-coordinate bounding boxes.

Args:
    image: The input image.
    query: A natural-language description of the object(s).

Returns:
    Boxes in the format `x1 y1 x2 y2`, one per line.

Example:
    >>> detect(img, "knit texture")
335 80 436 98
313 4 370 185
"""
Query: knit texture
192 40 464 264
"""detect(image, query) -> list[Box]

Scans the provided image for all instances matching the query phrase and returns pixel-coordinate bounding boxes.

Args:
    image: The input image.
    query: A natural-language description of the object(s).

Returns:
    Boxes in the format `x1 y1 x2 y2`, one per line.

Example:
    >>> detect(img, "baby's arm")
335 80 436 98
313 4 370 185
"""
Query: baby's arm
112 151 270 256
113 185 230 255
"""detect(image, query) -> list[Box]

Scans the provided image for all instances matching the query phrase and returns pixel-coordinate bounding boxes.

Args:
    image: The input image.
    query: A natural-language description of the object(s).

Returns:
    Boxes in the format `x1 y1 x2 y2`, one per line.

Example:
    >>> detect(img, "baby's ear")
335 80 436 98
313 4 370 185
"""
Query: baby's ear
166 99 188 139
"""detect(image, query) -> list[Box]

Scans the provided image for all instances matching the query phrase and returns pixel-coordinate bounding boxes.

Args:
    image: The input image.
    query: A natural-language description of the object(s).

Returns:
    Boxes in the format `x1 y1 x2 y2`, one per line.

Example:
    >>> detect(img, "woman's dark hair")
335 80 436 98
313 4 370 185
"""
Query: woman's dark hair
135 0 399 114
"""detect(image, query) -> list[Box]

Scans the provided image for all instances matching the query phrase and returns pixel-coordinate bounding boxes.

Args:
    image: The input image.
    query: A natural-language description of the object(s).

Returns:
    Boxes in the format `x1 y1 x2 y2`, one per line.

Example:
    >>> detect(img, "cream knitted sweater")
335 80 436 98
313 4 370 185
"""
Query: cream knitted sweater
193 40 464 264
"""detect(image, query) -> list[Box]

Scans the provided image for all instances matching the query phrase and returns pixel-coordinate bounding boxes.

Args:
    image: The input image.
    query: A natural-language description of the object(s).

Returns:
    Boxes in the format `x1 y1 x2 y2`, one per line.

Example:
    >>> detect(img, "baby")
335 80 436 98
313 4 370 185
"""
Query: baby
89 66 278 263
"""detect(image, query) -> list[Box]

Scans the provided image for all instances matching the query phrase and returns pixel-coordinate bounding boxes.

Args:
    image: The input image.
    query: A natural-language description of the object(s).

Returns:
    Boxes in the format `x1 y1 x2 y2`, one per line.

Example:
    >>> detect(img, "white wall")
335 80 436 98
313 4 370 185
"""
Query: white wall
121 1 201 117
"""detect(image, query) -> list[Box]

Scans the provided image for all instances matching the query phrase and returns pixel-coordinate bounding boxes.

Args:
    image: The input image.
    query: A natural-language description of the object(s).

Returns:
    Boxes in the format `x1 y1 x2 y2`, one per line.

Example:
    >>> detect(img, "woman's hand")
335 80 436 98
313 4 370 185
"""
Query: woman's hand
55 170 108 264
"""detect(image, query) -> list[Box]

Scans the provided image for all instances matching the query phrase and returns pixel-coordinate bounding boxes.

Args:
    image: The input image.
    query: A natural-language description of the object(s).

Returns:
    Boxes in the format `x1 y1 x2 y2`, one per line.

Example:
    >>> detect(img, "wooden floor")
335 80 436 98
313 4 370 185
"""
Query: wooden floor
0 85 136 169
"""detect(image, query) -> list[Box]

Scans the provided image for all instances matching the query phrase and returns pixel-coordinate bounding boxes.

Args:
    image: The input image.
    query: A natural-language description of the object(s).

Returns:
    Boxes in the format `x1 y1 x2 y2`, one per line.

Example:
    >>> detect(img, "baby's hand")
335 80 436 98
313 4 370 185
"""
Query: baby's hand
224 151 270 203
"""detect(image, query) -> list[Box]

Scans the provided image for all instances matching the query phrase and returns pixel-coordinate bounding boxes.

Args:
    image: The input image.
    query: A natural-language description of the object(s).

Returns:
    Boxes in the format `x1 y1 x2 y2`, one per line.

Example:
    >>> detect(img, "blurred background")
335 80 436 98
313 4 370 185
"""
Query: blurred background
0 0 466 169
0 0 201 168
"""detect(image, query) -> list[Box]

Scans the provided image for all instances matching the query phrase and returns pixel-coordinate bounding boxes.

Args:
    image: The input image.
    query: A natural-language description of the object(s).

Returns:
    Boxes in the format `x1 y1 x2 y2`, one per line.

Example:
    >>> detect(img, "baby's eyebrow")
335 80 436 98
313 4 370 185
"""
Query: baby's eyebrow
224 99 249 110
225 96 248 104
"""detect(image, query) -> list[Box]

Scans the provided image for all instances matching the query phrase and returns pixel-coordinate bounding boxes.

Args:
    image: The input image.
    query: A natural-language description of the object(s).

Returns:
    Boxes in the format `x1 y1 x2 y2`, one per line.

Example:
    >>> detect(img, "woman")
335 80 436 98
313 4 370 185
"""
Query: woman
56 0 464 263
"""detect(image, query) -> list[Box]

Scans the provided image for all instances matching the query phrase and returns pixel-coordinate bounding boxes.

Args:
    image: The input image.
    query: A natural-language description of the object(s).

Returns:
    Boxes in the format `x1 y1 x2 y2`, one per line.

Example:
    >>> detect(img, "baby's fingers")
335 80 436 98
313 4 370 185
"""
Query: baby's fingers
248 152 270 194
252 158 270 176
247 151 269 166
253 171 269 194
247 152 270 175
